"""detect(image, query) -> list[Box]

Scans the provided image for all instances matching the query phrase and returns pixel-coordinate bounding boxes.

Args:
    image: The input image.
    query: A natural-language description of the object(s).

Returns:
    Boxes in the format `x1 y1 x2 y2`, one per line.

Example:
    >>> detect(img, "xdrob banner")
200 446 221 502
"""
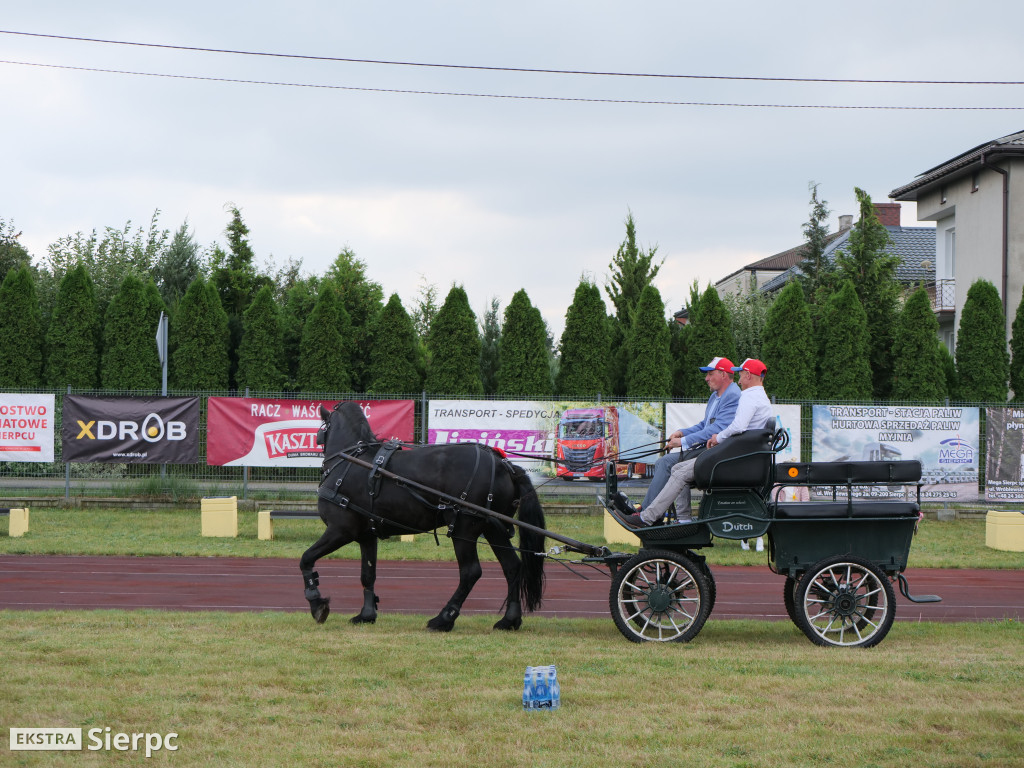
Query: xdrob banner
62 396 199 464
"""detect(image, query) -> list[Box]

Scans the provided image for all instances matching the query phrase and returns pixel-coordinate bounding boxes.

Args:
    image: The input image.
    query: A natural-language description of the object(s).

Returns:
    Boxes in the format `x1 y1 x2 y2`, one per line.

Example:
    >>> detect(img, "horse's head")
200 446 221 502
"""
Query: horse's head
318 401 376 455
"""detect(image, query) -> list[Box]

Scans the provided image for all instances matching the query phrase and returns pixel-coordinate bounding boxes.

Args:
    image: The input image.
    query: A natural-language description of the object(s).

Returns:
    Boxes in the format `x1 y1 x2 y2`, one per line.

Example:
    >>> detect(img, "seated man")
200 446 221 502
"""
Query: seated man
622 358 773 528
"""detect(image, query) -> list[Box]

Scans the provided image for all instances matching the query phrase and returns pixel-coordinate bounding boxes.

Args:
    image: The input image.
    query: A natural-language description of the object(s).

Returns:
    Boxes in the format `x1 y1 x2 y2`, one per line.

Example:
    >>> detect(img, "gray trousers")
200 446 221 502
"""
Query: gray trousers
642 452 683 507
640 456 698 524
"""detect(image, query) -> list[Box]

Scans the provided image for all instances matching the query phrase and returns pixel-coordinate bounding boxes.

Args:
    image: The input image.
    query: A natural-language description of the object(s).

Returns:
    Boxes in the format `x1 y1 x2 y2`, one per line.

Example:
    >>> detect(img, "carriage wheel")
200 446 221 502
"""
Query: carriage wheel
609 551 711 643
794 556 896 648
783 576 799 626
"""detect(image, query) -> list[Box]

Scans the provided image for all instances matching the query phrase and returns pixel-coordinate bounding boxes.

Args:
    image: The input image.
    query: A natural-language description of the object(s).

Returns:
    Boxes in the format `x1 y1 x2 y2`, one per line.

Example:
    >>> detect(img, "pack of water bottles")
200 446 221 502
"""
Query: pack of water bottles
522 665 560 710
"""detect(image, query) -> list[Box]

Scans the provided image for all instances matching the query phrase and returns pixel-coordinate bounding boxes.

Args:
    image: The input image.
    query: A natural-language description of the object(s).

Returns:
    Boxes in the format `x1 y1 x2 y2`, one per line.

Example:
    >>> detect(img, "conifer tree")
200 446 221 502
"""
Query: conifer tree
45 264 100 388
937 341 957 400
797 182 838 307
237 284 285 392
955 279 1008 402
479 298 502 396
367 294 421 394
817 280 872 401
497 289 552 397
626 285 672 398
0 265 44 387
1010 286 1024 402
557 280 609 397
297 285 352 393
683 285 736 397
171 277 230 390
891 286 946 401
280 277 319 387
325 248 384 390
762 280 815 400
425 285 483 395
101 275 162 390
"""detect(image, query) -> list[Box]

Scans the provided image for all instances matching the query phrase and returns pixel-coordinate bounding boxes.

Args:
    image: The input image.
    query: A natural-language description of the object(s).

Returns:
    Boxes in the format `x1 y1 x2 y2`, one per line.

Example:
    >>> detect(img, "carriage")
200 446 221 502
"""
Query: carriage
304 403 939 648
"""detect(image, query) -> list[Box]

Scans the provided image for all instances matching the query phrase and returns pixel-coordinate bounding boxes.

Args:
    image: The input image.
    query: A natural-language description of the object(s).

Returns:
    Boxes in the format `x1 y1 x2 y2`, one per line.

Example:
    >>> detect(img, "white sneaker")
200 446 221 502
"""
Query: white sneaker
755 537 764 552
740 539 750 551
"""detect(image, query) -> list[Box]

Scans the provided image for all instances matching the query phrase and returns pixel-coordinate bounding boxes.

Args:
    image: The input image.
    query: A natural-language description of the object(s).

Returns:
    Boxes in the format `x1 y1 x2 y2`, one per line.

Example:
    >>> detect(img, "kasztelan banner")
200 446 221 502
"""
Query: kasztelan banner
812 405 981 502
665 403 802 464
984 407 1024 501
428 400 662 479
207 398 414 467
0 393 55 462
62 396 199 464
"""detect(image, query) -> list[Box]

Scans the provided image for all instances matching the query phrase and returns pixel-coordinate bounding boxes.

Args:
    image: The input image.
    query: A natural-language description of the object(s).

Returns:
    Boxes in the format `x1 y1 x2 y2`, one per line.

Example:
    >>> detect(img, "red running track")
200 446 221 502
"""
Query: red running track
1 555 1021 624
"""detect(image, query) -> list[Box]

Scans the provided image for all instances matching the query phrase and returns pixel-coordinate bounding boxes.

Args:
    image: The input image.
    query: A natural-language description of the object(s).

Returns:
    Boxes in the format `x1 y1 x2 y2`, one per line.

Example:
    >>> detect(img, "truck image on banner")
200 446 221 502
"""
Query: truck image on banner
206 398 414 467
62 396 199 464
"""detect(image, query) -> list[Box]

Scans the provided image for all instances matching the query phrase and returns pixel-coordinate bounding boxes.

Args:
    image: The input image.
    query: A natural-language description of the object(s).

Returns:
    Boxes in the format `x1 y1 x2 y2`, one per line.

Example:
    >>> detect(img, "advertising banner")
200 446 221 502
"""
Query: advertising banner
428 400 662 478
62 396 199 464
665 402 802 463
812 405 980 501
0 393 55 462
206 398 414 467
985 407 1024 501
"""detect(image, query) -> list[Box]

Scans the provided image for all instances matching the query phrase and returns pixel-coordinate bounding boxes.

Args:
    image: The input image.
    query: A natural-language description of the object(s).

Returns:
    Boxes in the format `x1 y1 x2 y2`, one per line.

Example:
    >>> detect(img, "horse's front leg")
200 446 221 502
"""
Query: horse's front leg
484 521 524 631
300 523 349 624
351 532 379 624
427 529 482 632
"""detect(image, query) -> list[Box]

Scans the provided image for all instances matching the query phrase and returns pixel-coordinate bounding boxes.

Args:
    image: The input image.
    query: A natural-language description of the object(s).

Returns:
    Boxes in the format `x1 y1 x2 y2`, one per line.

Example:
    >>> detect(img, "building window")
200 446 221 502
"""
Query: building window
943 228 955 280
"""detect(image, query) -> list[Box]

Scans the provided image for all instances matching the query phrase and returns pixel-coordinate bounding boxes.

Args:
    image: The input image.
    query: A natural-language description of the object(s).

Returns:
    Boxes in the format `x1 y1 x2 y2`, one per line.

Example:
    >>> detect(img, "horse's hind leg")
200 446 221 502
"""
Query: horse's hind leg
427 531 482 632
484 521 524 631
351 532 379 624
299 524 349 624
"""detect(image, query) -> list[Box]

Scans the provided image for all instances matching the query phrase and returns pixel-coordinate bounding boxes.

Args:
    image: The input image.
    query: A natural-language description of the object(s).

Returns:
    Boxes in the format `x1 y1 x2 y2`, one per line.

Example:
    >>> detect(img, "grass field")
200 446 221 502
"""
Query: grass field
1 612 1021 767
2 508 1024 569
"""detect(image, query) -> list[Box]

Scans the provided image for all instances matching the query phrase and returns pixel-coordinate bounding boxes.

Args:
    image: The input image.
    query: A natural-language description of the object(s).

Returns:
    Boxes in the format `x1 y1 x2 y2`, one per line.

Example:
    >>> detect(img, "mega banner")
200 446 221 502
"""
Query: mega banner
0 393 55 462
428 400 662 478
985 407 1024 501
207 398 415 467
62 396 199 464
812 405 981 501
664 402 802 463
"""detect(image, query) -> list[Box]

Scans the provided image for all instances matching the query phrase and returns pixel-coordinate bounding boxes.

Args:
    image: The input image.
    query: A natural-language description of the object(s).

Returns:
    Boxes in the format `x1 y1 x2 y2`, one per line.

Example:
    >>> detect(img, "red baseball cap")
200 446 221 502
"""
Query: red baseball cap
731 358 767 377
699 357 735 372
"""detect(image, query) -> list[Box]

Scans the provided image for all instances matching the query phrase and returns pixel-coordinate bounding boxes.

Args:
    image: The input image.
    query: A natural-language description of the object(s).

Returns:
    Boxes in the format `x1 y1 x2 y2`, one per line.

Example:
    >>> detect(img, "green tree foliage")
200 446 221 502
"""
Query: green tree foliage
280 277 320 388
938 341 957 400
367 294 422 394
1010 286 1024 402
324 248 384 390
101 275 163 390
955 279 1008 402
721 282 774 362
682 286 737 398
236 284 285 392
557 279 609 396
816 280 872 401
154 222 205 311
0 218 31 278
170 278 229 390
836 188 899 399
425 285 483 395
797 182 838 307
497 289 552 397
45 264 100 388
891 287 946 401
626 285 672 398
297 285 352 393
479 298 502 396
0 265 44 387
761 280 815 399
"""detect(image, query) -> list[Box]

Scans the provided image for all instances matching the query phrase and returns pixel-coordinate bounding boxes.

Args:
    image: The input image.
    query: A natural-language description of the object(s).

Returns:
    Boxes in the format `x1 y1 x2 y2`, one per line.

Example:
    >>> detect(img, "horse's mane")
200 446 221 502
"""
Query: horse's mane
321 401 376 453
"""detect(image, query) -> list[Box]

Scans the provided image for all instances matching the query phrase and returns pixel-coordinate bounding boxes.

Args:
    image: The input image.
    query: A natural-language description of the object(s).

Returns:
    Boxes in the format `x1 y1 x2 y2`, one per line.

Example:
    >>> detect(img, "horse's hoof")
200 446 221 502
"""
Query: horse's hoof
350 613 377 625
426 621 455 633
309 597 331 624
493 617 522 631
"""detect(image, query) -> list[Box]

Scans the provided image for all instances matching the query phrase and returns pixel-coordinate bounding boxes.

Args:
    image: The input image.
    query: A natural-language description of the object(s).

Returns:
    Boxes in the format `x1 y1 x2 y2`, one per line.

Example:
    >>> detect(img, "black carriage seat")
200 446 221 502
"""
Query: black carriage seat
692 429 776 493
775 460 922 486
773 501 920 519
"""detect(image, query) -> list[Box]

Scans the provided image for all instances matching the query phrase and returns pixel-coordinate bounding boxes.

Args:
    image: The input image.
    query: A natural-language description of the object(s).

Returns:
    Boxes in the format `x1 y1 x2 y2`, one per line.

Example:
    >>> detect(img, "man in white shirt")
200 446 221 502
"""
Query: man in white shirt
622 358 773 527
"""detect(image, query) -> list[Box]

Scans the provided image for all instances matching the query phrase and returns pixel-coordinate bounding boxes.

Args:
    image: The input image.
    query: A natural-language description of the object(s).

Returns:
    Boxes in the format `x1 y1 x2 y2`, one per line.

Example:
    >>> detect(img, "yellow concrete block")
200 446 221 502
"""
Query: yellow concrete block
400 534 415 542
201 496 238 537
986 510 1024 552
603 510 640 546
8 508 29 537
258 510 274 540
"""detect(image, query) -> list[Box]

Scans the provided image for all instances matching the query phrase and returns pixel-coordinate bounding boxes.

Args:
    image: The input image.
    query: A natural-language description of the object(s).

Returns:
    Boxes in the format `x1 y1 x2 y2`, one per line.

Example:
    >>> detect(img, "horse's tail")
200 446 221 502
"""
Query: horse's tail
512 465 546 613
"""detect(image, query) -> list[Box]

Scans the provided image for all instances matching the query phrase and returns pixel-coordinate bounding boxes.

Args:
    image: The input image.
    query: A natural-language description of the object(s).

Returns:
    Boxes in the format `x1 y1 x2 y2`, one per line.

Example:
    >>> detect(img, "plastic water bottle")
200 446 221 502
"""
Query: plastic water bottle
523 665 559 711
522 668 534 710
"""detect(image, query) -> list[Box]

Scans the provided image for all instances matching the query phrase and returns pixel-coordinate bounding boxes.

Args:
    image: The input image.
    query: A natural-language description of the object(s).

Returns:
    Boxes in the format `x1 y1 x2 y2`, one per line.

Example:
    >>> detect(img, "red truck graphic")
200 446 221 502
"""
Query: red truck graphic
556 407 652 480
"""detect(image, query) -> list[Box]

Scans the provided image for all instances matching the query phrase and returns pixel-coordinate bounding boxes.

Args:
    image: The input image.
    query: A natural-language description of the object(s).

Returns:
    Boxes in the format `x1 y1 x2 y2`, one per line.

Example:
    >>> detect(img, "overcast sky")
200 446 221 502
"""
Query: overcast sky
3 2 1022 338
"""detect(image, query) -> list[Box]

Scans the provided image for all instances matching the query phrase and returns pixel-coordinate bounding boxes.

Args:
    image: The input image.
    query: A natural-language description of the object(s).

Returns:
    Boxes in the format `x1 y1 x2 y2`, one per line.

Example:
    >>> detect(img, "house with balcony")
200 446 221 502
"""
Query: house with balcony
890 128 1024 349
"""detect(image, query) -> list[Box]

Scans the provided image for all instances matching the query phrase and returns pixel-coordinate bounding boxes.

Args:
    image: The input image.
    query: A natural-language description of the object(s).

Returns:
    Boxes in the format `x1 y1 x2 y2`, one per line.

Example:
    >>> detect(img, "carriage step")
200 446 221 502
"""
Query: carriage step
897 573 942 604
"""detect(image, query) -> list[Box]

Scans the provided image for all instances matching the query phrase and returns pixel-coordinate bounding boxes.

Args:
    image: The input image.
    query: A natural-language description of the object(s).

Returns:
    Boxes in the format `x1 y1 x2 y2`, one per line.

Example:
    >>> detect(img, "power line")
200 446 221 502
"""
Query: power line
4 59 1021 110
2 28 1023 86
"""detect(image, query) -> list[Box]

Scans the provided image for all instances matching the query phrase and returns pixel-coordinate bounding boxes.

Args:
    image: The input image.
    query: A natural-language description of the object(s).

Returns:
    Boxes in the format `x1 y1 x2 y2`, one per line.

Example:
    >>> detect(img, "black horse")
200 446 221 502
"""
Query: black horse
300 402 546 632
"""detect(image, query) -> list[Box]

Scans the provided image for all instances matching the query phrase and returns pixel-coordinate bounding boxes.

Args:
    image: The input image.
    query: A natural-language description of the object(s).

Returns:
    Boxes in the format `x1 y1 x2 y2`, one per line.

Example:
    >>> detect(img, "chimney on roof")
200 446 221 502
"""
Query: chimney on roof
873 202 901 227
838 214 853 230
